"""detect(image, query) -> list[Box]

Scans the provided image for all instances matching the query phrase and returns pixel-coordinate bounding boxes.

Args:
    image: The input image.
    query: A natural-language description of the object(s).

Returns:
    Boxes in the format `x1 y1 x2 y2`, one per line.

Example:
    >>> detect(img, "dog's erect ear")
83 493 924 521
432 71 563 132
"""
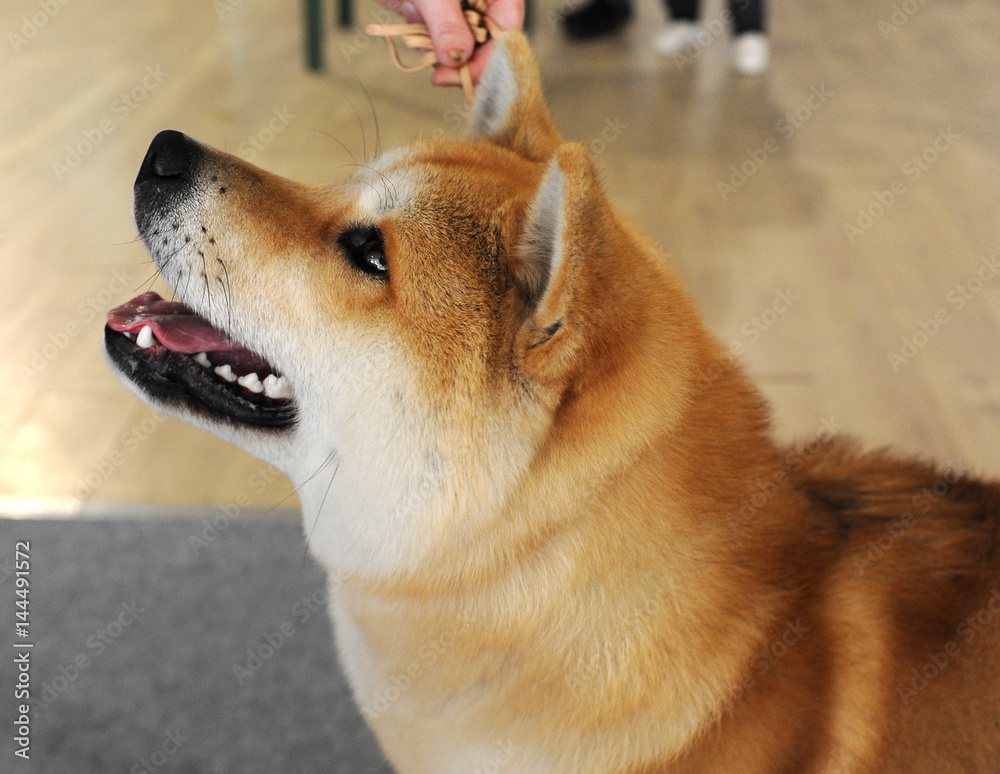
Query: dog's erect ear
513 142 606 375
469 32 562 162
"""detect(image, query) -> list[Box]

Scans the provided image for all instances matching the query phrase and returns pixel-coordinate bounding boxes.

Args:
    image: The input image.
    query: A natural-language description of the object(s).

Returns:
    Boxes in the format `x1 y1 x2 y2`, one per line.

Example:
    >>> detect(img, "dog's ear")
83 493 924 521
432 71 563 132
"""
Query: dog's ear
469 31 561 162
512 142 606 375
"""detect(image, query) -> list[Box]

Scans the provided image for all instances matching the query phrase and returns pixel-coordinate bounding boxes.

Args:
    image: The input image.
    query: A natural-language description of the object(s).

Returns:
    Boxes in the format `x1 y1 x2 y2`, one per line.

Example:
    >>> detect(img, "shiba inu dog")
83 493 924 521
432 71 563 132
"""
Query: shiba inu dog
105 31 1000 774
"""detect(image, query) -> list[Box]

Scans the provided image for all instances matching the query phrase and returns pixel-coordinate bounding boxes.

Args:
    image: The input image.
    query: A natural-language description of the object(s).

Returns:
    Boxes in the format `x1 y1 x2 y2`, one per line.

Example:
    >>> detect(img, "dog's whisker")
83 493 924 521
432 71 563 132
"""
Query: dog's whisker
355 77 381 160
180 263 193 303
354 176 390 209
218 259 234 351
198 248 214 323
350 163 397 210
303 454 340 563
313 129 360 171
294 451 339 490
133 269 159 295
330 85 369 163
112 233 145 247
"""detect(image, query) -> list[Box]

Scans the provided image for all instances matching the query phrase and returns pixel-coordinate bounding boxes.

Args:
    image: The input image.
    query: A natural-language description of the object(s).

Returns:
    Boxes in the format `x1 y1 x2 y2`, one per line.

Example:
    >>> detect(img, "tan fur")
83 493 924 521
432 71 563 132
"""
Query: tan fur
118 33 1000 774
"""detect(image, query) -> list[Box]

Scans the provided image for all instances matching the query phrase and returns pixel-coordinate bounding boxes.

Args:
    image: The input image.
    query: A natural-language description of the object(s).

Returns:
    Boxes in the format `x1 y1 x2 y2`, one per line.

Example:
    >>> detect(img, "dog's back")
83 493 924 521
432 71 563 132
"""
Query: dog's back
795 440 1000 772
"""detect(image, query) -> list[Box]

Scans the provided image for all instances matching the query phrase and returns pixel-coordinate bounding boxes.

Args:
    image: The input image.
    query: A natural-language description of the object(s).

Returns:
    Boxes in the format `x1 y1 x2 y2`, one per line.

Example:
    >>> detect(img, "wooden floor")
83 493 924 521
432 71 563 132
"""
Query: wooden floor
0 0 997 515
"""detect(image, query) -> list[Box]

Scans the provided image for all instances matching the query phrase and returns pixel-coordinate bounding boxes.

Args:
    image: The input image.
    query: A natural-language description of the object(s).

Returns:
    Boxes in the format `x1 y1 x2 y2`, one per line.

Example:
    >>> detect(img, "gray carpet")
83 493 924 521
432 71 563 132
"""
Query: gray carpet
0 516 393 774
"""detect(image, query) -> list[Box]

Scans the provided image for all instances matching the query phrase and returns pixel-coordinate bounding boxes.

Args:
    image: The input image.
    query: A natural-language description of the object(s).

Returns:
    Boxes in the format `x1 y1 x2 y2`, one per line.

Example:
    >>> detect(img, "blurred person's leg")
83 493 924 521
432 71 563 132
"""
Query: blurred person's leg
561 0 632 40
730 0 768 75
653 0 702 57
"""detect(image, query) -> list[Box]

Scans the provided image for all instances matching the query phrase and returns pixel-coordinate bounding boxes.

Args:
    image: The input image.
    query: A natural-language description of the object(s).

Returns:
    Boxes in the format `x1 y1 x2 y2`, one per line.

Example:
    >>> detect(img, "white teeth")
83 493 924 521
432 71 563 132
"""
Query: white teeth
211 363 290 399
237 372 264 393
193 352 211 368
262 374 291 399
124 332 135 341
136 325 154 349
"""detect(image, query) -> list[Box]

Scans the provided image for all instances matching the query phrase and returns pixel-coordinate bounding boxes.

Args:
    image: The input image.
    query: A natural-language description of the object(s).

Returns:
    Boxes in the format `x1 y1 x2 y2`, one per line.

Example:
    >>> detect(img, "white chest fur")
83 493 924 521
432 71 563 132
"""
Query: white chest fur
327 593 538 774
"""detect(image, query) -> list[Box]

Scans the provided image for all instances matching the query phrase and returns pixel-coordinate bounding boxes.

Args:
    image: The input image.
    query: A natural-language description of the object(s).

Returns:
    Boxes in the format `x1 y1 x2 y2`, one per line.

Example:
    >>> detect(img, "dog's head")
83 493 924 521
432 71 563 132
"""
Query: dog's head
106 33 697 573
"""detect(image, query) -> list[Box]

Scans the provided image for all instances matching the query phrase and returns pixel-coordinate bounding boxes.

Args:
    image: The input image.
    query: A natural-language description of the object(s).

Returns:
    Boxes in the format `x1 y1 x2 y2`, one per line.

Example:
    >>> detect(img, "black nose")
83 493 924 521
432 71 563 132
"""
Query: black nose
135 130 200 187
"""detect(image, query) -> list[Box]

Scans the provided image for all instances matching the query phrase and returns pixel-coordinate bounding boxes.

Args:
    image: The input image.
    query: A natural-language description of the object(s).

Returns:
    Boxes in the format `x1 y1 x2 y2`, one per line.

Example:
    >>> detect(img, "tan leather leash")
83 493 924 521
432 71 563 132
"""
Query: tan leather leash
365 0 502 106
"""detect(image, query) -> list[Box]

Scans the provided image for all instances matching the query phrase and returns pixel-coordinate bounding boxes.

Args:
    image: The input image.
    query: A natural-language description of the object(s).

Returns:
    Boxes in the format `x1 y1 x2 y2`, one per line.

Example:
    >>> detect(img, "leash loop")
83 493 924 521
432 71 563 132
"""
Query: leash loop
365 0 501 105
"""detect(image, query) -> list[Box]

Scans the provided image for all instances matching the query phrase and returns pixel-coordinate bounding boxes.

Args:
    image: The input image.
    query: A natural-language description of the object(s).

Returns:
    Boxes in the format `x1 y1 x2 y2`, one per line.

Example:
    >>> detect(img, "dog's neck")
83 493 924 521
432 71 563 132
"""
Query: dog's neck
299 257 807 766
297 230 702 585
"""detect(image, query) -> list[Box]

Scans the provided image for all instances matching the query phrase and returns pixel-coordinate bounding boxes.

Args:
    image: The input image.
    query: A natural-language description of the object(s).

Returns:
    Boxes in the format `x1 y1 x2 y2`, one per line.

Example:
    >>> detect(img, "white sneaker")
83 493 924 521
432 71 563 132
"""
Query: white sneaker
652 21 703 57
731 33 769 76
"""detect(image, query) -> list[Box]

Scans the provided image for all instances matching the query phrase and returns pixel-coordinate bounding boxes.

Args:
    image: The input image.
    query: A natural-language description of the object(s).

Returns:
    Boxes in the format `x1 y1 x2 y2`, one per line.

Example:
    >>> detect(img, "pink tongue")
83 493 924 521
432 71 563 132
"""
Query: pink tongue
107 291 241 354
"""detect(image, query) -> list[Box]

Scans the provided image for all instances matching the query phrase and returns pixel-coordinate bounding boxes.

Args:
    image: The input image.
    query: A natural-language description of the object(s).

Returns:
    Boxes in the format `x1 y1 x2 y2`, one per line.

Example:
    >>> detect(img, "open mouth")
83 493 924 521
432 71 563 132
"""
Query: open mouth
105 292 297 430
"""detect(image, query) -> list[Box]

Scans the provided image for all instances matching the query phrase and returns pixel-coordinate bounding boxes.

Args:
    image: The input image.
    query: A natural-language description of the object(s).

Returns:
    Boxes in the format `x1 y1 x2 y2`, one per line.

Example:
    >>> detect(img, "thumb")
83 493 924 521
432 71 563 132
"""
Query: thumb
411 0 475 65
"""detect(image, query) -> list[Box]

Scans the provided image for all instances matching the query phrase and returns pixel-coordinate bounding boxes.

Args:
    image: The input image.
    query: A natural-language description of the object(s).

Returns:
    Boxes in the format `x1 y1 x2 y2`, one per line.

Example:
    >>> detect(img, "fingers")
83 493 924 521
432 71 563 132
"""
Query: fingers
381 0 526 88
432 0 522 86
431 40 493 86
486 0 525 33
373 0 407 14
395 1 424 24
410 0 476 66
374 0 422 23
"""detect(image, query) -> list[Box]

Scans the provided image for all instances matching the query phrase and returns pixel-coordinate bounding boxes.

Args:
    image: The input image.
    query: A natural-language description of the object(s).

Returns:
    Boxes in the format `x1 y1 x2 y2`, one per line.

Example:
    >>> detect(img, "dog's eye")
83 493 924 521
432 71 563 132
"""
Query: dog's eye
364 246 387 273
338 225 388 279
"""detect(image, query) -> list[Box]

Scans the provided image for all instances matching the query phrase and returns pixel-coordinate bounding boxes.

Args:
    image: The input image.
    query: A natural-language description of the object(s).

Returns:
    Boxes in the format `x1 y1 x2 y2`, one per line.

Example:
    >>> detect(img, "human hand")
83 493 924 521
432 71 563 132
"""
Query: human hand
376 0 525 86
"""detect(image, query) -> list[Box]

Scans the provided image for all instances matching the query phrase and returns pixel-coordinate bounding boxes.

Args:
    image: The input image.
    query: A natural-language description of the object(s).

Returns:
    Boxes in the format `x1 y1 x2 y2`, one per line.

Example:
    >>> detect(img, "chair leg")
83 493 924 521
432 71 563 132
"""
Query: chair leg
305 0 326 71
338 0 353 29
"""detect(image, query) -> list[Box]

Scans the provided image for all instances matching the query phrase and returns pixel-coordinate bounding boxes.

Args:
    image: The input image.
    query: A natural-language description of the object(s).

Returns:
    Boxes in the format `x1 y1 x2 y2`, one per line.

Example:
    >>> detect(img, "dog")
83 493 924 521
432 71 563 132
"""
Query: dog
106 32 1000 774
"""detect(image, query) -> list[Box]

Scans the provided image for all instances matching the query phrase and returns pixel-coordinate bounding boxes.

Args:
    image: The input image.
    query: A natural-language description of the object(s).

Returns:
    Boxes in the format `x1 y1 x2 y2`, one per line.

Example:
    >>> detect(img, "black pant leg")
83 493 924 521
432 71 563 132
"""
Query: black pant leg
664 0 699 22
729 0 765 34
